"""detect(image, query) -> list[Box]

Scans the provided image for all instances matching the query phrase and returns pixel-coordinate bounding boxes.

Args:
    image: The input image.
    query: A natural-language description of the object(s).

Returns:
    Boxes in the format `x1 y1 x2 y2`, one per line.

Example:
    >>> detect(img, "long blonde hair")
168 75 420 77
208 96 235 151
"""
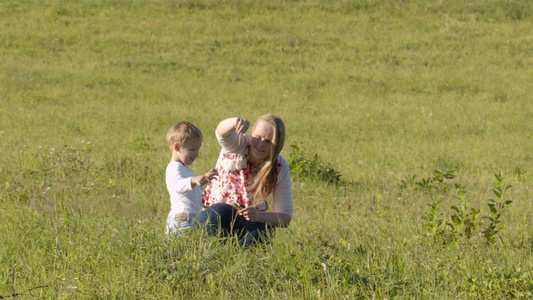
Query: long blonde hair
250 114 286 205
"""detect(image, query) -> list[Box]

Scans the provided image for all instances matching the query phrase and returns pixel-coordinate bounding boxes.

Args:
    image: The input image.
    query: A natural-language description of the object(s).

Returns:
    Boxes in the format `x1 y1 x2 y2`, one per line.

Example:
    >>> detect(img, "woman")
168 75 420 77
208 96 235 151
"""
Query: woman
198 115 293 247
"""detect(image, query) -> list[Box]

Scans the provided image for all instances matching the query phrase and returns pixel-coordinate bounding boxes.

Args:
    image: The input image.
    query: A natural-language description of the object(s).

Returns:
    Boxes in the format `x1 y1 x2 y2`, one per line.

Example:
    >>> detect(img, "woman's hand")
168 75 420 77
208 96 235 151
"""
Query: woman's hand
238 206 259 222
235 117 250 135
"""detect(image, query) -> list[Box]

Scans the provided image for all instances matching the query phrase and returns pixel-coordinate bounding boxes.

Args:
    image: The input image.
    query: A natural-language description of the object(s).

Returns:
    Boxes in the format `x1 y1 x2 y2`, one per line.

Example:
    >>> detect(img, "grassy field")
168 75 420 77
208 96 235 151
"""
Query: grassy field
1 0 532 298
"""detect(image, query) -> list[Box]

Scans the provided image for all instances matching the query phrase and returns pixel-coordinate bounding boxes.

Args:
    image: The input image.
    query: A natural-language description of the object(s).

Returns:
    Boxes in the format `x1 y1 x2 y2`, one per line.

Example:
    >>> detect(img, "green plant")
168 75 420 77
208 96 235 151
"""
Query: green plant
483 172 513 244
446 187 480 241
422 187 480 245
421 171 514 246
401 169 455 192
422 196 445 239
287 145 341 184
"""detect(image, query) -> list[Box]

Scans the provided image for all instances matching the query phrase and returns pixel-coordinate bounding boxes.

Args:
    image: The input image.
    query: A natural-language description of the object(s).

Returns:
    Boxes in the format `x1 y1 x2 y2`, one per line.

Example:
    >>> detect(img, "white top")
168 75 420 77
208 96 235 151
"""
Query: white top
215 131 293 217
166 161 202 217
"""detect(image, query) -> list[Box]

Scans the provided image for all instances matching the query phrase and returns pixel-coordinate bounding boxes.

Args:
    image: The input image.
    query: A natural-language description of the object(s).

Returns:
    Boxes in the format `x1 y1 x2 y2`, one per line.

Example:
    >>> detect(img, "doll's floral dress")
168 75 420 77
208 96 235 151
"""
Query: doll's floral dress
202 142 270 211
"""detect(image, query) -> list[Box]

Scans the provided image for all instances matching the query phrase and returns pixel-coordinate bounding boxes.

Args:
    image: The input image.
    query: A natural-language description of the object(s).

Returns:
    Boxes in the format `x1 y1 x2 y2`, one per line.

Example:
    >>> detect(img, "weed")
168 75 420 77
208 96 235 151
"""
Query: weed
287 144 341 184
421 171 513 246
422 196 445 239
483 171 513 244
446 187 481 241
401 169 455 192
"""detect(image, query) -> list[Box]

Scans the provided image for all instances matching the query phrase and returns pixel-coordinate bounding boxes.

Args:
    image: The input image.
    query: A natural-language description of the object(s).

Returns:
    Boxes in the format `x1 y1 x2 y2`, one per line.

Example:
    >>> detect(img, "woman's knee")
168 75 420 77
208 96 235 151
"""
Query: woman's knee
205 203 237 221
239 227 273 248
198 203 238 233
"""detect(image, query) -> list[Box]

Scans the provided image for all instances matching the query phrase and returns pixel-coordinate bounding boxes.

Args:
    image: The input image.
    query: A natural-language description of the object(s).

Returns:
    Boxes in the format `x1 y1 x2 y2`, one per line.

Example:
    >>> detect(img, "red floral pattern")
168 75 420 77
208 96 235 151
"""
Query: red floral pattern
203 144 278 211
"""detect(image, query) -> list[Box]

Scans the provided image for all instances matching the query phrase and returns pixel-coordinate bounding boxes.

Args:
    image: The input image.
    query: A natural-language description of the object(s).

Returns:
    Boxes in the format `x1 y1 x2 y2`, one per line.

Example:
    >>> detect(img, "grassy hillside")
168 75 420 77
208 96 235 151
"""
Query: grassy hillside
1 0 532 298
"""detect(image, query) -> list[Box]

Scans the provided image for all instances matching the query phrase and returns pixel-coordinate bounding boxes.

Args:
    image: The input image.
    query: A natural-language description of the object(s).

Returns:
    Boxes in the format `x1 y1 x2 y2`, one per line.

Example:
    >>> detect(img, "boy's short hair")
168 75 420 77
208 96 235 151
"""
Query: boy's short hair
166 121 203 148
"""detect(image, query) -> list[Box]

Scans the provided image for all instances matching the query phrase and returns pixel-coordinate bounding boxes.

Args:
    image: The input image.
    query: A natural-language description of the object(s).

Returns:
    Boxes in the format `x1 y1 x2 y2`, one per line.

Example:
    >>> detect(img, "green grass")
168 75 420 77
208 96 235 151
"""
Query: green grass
1 0 533 298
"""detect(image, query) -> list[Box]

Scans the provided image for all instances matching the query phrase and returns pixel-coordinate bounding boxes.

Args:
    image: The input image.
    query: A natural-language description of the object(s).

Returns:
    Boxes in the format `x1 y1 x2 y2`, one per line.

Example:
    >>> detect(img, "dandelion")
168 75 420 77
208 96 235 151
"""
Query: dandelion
5 182 9 188
340 238 351 250
108 178 116 187
321 262 327 271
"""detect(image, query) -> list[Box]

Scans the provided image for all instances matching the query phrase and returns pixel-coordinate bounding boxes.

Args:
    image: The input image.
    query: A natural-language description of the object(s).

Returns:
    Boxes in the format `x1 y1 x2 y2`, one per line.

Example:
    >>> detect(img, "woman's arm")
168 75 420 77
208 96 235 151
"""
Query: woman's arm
238 208 292 227
238 156 294 227
215 117 250 154
216 117 250 138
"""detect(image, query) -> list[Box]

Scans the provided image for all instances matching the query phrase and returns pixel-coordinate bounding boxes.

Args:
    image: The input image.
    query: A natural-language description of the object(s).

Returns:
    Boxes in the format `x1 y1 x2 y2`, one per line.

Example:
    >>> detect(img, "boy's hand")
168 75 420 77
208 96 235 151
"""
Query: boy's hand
235 117 250 135
191 168 218 186
204 168 218 181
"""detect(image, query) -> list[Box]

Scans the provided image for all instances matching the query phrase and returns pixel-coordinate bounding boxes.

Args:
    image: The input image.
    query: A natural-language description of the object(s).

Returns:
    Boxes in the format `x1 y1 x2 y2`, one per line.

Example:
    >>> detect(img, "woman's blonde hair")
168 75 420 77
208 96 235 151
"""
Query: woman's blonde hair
250 114 286 205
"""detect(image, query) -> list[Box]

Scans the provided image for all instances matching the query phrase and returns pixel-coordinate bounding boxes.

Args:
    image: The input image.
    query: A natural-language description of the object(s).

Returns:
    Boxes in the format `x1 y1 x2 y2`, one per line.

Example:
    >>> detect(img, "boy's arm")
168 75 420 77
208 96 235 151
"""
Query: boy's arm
190 168 218 187
171 176 194 193
168 164 211 193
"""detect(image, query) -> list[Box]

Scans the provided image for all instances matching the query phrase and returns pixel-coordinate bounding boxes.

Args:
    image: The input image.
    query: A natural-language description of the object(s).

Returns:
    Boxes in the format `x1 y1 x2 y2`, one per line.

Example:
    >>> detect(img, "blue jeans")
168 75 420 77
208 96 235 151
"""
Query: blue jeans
197 203 274 248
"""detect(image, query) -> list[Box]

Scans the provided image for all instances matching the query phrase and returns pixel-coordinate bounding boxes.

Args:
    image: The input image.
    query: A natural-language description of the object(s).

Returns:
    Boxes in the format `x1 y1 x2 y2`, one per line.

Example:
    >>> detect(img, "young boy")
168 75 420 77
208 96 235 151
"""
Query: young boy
165 121 217 235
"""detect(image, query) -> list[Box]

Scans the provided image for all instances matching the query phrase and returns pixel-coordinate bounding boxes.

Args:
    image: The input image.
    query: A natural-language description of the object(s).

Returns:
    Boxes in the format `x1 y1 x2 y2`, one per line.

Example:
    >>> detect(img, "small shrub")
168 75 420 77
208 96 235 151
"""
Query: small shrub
446 187 481 241
288 145 341 184
483 171 513 244
422 196 446 239
420 171 513 246
401 169 455 192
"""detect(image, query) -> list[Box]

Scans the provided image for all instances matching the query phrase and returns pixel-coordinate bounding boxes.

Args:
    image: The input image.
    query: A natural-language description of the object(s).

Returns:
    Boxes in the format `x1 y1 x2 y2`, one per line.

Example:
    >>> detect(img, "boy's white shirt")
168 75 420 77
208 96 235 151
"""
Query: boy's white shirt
166 161 202 218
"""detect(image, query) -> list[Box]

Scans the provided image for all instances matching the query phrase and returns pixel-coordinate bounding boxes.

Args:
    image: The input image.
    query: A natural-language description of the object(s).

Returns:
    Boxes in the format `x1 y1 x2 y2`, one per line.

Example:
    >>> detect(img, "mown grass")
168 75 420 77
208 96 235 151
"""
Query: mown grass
1 0 533 298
